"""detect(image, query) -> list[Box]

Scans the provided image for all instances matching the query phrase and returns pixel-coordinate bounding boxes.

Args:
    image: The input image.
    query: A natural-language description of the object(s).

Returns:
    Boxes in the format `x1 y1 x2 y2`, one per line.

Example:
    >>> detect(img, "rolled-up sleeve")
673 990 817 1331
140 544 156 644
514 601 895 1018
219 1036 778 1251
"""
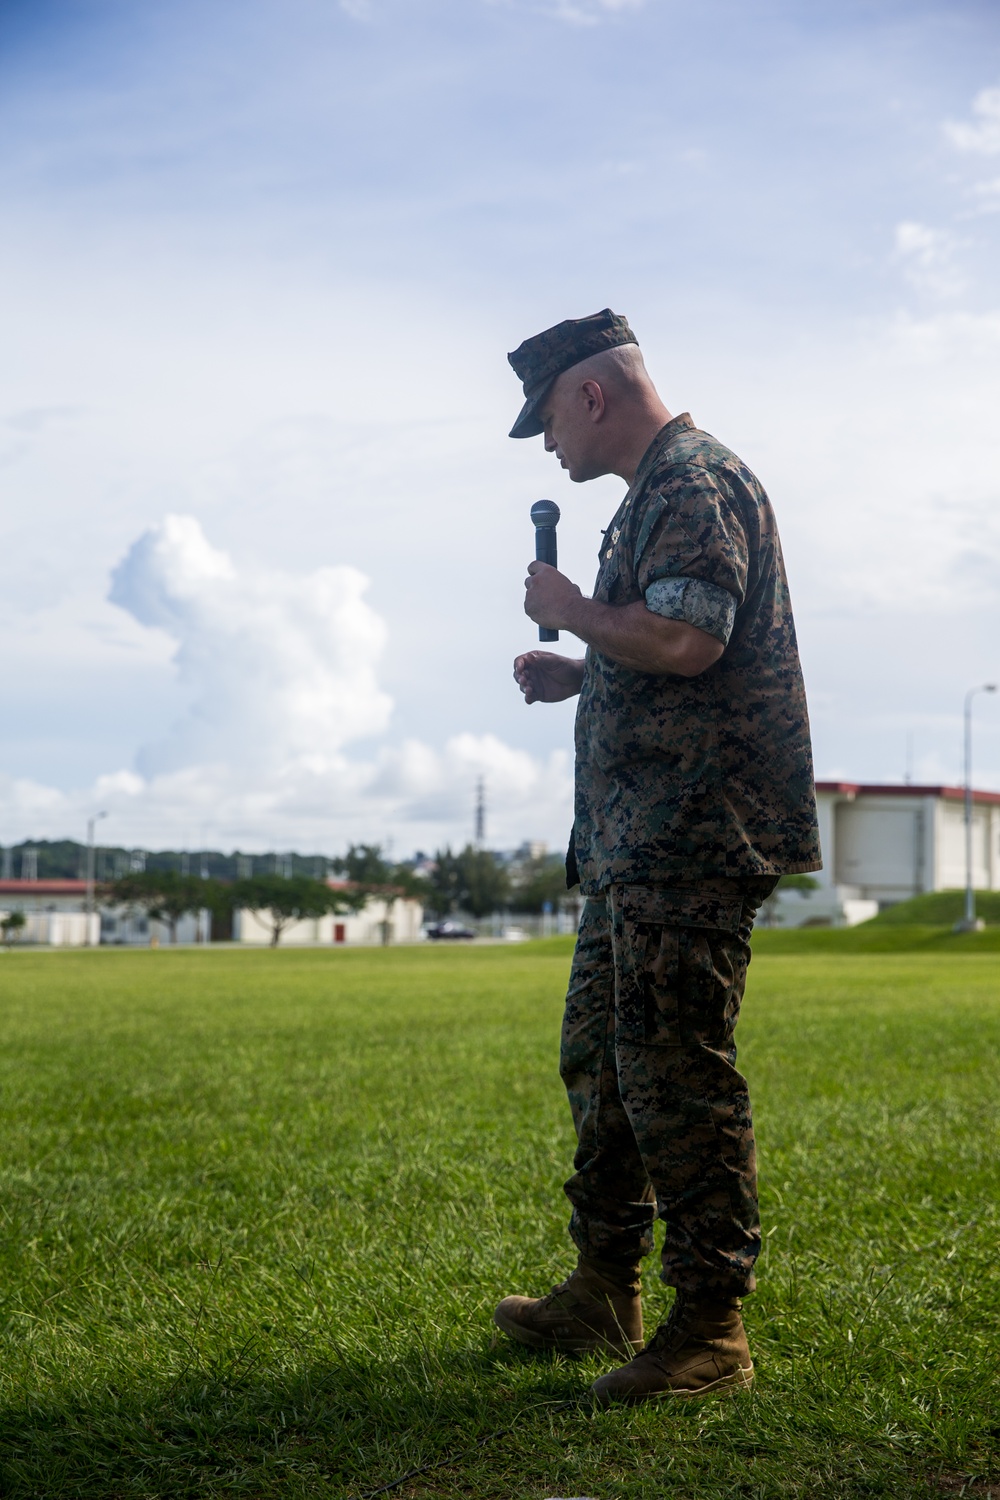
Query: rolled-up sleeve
644 575 737 644
636 467 747 648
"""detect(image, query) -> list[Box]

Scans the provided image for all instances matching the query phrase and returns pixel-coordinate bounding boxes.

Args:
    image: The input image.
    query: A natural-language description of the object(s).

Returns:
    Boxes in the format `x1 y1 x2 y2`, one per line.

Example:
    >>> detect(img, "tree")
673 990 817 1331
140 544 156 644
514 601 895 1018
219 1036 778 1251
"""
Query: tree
509 851 574 913
426 845 509 919
108 870 210 943
336 844 392 886
459 846 510 918
1 910 26 945
758 873 821 928
425 847 462 917
230 874 362 947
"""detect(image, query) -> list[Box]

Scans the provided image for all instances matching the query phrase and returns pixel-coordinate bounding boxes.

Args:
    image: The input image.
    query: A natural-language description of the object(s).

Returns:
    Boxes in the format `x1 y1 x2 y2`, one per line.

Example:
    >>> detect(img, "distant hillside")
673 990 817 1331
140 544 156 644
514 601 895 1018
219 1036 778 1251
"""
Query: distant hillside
865 889 1000 927
0 839 335 882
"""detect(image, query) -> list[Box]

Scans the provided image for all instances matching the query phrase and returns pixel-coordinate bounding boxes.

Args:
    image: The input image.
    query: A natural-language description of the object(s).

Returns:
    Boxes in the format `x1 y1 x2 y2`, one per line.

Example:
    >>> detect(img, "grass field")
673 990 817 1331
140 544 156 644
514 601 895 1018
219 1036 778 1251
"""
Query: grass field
0 939 998 1499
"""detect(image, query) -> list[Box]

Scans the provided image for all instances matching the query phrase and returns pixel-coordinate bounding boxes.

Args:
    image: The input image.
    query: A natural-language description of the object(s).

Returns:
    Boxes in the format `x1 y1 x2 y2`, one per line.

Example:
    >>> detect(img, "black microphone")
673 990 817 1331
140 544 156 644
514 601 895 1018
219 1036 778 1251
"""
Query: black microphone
530 499 561 643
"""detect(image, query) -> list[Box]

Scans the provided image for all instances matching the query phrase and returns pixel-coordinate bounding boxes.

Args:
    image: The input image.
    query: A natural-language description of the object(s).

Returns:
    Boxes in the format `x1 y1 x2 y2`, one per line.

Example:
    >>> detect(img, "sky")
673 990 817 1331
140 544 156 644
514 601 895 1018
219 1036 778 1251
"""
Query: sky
1 0 999 858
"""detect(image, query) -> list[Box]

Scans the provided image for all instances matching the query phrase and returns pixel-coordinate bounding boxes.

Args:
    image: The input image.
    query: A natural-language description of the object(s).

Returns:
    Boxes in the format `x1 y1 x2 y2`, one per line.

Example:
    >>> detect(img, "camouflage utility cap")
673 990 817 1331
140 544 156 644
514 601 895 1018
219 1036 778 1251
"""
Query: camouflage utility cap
507 308 638 439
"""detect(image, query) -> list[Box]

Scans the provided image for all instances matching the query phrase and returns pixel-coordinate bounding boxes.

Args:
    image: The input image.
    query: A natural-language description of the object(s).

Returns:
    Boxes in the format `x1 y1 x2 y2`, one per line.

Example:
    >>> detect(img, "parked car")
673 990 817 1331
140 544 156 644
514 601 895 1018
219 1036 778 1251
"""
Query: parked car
425 920 476 941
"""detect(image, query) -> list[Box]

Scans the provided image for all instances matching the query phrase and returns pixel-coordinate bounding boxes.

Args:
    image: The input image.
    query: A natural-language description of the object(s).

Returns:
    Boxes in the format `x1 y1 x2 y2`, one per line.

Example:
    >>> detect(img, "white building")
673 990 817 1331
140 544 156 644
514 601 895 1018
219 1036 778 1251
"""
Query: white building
0 880 100 945
0 878 211 945
768 782 1000 928
0 874 424 948
234 891 424 946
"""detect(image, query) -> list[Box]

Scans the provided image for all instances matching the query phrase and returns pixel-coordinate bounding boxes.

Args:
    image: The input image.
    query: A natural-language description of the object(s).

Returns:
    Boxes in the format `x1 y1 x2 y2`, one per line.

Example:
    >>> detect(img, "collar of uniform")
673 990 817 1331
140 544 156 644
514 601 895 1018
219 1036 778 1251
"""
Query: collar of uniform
628 412 696 498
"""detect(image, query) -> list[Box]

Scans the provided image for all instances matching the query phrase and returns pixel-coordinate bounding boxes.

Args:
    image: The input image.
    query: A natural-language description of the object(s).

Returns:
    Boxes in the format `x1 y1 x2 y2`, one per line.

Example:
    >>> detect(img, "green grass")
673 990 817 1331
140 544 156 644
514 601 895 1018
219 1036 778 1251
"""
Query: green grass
0 941 998 1499
752 923 1000 954
865 890 1000 927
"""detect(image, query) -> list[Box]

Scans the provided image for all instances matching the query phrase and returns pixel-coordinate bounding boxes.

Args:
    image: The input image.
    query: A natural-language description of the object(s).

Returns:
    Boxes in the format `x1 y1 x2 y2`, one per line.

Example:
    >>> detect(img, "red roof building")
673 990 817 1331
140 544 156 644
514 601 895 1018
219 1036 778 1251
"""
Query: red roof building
813 782 1000 908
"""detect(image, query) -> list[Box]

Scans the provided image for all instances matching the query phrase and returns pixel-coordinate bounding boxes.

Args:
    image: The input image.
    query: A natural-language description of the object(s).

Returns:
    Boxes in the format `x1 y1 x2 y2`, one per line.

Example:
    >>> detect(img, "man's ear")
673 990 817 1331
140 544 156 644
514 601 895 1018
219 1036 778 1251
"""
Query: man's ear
580 378 607 423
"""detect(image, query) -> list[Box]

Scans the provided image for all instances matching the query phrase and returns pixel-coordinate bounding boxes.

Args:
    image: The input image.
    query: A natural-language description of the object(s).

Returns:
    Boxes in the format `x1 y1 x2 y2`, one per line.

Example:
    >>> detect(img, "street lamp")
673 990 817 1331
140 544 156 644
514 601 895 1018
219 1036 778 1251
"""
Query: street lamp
957 685 997 933
85 811 108 946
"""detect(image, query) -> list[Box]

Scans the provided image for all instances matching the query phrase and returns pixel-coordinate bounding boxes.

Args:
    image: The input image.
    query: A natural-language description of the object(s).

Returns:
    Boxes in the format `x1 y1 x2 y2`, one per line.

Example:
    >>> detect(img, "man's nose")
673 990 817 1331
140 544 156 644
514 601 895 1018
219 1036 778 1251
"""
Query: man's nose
544 433 556 452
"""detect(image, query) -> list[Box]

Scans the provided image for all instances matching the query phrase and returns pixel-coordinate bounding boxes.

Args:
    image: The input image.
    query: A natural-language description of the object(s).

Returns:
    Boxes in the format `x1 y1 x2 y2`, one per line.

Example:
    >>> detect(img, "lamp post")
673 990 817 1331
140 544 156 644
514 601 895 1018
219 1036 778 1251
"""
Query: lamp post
85 811 108 946
957 685 997 933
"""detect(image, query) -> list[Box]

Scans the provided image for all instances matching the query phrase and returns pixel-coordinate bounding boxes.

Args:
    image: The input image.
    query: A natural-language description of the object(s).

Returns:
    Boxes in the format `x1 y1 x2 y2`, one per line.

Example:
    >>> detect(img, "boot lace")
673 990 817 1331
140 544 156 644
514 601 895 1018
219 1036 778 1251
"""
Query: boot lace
645 1291 691 1354
537 1277 577 1310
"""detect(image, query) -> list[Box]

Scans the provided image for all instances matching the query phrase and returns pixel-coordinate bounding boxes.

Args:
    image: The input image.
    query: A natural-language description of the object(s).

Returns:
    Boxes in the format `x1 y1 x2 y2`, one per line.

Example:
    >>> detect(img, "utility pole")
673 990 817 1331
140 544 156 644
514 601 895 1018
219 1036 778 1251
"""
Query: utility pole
956 684 996 933
474 776 486 849
85 811 108 947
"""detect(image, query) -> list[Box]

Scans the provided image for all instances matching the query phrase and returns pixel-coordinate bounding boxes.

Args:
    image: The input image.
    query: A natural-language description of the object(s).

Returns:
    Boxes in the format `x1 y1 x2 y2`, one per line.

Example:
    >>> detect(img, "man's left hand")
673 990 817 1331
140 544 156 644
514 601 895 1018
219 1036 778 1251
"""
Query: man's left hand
524 560 583 631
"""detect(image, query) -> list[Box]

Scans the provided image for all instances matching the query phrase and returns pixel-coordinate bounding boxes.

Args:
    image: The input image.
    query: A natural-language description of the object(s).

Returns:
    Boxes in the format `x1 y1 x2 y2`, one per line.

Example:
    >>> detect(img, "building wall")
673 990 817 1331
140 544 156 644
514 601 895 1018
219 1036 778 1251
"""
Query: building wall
932 800 997 891
813 795 839 890
17 912 100 946
834 796 931 902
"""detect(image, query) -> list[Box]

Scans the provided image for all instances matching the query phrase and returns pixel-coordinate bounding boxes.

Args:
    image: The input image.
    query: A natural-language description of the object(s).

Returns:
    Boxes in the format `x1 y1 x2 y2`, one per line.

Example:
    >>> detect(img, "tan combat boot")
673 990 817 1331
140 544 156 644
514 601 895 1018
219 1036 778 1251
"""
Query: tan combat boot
493 1257 643 1357
590 1290 753 1404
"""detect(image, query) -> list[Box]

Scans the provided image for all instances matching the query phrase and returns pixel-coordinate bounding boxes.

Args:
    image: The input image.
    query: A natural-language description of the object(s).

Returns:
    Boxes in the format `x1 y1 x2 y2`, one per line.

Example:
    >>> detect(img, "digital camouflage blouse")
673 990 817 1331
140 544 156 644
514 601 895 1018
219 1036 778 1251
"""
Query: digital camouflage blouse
572 413 821 894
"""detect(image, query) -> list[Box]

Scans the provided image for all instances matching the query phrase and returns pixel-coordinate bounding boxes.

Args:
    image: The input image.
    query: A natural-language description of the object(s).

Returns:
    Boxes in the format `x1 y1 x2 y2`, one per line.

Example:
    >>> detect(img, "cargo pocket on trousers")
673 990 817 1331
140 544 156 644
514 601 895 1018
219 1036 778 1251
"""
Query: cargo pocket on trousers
616 887 745 1050
615 918 682 1048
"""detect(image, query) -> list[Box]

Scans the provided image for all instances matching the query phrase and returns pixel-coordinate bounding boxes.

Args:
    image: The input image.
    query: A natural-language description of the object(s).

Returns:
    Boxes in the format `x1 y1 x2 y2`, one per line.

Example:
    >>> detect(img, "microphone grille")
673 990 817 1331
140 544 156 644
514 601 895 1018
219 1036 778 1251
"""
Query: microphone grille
530 499 561 527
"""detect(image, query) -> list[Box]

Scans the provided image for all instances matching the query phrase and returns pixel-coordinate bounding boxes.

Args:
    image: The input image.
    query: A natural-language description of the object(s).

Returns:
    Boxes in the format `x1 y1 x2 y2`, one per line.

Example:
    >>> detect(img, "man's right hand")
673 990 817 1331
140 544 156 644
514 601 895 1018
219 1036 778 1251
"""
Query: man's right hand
513 651 586 705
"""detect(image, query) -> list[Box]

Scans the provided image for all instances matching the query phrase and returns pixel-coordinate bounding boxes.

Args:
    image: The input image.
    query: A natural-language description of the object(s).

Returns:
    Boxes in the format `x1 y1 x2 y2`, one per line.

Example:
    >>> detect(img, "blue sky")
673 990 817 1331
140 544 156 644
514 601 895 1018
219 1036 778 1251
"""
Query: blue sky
1 0 999 855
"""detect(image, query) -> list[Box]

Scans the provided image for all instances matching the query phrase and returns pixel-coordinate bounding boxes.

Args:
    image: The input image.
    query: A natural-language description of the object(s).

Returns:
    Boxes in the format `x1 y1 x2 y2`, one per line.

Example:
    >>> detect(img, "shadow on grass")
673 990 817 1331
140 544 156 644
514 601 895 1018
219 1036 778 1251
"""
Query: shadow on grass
0 1342 591 1500
4 1323 996 1499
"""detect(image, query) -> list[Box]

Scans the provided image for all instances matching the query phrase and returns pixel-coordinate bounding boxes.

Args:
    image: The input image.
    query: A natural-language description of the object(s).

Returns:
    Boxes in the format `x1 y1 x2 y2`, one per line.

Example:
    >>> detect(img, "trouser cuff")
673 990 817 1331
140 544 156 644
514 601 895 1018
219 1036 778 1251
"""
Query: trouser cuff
662 1268 756 1299
576 1253 642 1297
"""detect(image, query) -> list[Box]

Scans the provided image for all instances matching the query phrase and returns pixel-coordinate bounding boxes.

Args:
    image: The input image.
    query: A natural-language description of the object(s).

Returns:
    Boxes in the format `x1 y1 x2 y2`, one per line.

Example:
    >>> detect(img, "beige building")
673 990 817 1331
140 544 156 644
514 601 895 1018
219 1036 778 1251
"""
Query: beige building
234 890 424 946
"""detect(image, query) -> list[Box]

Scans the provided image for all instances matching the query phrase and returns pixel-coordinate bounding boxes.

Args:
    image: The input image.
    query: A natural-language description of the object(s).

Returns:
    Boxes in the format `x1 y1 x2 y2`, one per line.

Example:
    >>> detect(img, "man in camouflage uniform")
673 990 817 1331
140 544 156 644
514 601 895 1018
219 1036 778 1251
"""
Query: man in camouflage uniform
494 309 821 1404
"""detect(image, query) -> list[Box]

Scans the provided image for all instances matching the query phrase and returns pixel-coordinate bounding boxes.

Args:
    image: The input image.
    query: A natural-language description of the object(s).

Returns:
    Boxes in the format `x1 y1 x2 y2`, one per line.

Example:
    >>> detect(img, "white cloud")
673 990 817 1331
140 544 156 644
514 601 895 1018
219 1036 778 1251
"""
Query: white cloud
108 515 392 776
893 220 966 298
945 85 1000 155
0 740 573 856
971 175 1000 212
0 516 574 854
550 0 645 20
554 0 648 14
743 306 1000 617
487 0 652 24
371 732 572 829
343 0 650 24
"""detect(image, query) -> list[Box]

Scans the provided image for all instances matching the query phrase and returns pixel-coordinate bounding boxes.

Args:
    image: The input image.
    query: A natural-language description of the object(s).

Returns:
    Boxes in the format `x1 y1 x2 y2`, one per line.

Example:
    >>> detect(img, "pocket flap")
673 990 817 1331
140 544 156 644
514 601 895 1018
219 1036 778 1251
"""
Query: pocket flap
622 885 743 933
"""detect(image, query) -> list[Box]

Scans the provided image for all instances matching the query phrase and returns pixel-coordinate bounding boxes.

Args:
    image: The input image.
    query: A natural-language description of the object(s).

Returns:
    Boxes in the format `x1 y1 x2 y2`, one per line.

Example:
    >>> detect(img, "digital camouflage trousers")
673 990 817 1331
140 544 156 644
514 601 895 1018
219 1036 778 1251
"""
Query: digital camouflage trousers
559 877 777 1299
